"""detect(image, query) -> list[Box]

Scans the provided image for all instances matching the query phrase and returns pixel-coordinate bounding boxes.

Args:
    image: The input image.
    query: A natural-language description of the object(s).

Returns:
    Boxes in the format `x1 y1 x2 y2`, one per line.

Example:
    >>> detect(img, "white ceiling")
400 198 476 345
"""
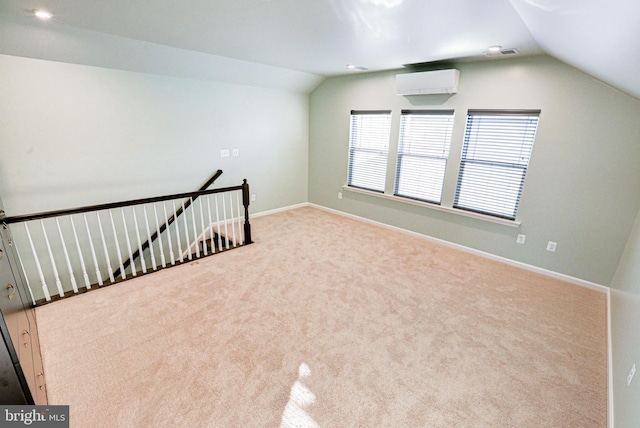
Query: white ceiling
0 0 639 98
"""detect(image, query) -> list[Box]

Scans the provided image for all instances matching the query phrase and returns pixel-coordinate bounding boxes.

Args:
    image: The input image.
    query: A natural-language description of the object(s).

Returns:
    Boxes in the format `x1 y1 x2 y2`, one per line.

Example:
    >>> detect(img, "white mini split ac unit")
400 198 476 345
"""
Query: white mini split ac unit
395 69 460 95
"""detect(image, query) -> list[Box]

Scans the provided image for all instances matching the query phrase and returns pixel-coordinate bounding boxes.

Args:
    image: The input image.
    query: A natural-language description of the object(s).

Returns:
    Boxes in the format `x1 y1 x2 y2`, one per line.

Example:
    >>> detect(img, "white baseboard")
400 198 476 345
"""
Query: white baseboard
607 289 614 427
252 202 310 218
308 203 609 293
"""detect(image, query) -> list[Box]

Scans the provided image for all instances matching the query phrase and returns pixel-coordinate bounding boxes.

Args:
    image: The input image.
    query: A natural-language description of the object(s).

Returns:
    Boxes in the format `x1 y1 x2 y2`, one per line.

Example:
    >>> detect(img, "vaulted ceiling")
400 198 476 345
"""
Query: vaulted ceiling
0 0 639 98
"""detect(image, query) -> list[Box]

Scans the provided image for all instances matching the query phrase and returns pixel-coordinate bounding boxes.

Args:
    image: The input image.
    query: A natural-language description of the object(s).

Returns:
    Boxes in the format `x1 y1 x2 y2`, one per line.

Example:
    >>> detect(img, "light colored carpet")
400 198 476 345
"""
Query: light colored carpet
35 206 607 427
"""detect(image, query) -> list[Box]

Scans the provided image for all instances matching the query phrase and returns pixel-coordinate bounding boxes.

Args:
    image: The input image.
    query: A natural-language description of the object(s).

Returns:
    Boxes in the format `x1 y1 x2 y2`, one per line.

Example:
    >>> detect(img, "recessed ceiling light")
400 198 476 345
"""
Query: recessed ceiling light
487 45 502 53
33 9 53 20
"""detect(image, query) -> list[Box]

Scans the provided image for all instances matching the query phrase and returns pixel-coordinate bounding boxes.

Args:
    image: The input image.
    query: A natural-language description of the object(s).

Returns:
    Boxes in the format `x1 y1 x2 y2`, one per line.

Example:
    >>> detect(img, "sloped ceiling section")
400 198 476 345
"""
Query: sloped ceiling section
0 14 324 94
0 0 639 99
0 0 543 77
509 0 640 100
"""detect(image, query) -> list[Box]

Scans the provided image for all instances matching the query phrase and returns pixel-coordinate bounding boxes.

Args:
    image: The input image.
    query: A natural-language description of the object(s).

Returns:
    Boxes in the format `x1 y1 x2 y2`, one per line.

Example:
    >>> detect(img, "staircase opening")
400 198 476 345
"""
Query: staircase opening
0 171 252 306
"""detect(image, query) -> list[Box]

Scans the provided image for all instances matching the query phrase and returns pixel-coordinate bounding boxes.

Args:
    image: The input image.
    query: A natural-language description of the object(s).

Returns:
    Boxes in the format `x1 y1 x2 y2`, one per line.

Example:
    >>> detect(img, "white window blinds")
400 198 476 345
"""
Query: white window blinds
347 110 392 192
454 110 540 220
394 110 454 204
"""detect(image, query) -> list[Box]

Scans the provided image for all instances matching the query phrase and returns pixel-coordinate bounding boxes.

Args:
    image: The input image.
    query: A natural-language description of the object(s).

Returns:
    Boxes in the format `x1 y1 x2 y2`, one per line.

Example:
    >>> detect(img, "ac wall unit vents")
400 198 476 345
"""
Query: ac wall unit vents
396 69 460 96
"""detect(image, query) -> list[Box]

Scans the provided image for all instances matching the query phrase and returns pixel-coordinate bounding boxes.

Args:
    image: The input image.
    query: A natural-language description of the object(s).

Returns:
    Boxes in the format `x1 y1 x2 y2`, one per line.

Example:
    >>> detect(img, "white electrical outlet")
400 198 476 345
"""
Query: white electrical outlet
232 149 239 157
546 241 557 252
628 363 636 386
338 192 343 200
251 194 256 202
220 149 230 157
516 234 526 244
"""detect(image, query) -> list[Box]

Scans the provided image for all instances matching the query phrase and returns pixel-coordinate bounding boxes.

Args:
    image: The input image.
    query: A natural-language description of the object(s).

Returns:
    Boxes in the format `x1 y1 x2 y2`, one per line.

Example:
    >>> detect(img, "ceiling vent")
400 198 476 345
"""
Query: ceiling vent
484 47 519 57
396 69 460 96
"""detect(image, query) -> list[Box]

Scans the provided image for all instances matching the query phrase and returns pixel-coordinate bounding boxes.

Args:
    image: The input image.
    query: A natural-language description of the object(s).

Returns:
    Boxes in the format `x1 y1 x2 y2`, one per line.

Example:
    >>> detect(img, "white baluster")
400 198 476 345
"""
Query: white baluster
206 195 214 253
143 205 157 270
24 223 51 301
236 190 244 245
199 198 207 256
70 216 91 289
109 211 126 280
214 194 223 252
84 214 103 286
96 213 115 283
172 201 184 263
182 200 192 260
41 220 64 297
190 198 200 258
55 218 78 293
120 208 136 277
229 192 237 248
12 240 37 305
163 203 176 265
222 193 230 250
132 208 147 274
154 204 166 268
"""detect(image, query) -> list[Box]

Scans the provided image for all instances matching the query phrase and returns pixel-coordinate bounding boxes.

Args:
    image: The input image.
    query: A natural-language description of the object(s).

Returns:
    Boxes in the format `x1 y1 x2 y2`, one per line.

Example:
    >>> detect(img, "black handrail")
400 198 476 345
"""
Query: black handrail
2 183 246 225
2 179 252 267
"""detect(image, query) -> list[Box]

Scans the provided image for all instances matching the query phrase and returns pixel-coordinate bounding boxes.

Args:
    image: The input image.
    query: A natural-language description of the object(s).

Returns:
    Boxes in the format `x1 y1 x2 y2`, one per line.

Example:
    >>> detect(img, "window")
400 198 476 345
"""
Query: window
347 110 392 192
454 110 540 220
394 110 454 204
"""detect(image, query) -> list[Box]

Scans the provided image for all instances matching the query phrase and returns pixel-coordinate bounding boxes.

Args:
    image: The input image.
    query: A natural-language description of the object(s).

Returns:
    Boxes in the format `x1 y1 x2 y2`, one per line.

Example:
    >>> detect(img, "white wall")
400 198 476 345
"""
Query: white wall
0 54 309 216
309 55 640 286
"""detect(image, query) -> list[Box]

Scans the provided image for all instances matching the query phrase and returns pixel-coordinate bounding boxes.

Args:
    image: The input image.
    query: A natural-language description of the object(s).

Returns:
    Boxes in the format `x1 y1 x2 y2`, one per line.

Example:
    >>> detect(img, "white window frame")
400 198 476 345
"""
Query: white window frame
394 110 454 204
347 110 392 193
454 110 541 220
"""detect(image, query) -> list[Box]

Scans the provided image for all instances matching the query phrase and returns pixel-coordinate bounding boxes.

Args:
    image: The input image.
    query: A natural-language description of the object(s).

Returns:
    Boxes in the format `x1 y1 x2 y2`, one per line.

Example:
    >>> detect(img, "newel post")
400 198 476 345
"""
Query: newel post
242 179 252 244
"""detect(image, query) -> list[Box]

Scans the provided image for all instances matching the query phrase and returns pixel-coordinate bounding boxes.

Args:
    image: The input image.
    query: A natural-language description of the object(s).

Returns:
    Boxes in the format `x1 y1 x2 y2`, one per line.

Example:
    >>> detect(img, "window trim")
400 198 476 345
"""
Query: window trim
346 110 392 193
341 108 541 228
343 185 521 227
394 109 455 205
453 109 540 220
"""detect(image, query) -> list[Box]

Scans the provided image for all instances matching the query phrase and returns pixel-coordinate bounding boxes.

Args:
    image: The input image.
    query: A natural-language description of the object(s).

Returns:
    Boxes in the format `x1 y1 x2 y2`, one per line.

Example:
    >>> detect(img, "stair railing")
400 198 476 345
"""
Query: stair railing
0 178 252 306
112 169 223 279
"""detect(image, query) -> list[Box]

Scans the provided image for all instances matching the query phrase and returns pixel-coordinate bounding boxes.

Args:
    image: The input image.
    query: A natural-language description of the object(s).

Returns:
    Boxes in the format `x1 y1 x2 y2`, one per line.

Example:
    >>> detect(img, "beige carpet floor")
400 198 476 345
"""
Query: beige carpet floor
35 206 607 427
